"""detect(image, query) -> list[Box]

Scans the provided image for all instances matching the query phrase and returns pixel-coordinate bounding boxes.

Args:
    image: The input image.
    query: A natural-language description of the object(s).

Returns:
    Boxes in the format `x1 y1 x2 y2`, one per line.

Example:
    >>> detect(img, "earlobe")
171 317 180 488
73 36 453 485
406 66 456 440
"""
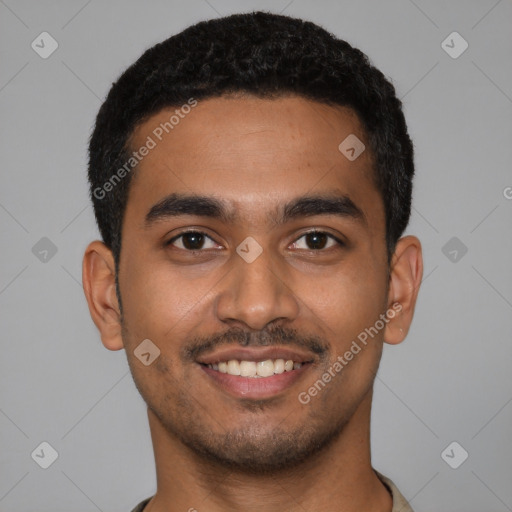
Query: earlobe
383 235 423 345
82 240 124 351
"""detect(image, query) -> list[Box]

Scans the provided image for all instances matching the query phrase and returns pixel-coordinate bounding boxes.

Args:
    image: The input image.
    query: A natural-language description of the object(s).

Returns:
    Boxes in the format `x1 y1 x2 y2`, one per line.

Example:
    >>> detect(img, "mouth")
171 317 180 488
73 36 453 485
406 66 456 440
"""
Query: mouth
196 347 315 399
201 358 305 377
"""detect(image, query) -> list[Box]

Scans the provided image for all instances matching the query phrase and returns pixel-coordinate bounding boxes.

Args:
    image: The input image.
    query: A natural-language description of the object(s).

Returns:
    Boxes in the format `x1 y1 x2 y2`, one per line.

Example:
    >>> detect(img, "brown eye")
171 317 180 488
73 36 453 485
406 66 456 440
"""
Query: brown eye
305 232 329 250
166 231 218 251
291 231 343 251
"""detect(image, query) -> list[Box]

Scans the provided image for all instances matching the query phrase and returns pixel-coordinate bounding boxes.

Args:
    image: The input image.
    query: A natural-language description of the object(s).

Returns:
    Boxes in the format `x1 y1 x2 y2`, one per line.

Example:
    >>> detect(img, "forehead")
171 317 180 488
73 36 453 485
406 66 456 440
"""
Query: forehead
125 95 383 234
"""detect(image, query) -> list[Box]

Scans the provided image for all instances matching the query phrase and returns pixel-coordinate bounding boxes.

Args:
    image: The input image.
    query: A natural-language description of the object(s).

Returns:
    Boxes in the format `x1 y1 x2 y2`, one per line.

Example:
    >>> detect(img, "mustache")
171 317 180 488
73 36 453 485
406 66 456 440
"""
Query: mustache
182 325 329 362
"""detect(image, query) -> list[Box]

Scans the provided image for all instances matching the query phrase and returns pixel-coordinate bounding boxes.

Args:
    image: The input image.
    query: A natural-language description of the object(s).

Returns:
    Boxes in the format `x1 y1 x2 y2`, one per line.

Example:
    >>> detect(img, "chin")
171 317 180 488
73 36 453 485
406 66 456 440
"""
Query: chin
169 415 348 475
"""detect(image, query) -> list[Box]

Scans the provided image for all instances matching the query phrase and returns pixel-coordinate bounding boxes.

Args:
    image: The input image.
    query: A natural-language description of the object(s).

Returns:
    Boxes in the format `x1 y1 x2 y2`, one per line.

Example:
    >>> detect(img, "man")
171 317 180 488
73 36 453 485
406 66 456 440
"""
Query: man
82 11 422 512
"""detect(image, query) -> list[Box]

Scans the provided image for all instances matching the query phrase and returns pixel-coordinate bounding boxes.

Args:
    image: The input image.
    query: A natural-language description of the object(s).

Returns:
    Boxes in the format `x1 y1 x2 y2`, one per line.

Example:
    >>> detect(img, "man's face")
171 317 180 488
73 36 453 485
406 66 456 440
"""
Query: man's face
118 95 390 472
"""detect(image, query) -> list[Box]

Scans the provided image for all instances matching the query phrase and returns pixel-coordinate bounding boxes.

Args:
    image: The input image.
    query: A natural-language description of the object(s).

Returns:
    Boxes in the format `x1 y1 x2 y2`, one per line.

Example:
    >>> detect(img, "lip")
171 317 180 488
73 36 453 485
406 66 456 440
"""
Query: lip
199 361 312 399
196 346 315 365
196 346 316 400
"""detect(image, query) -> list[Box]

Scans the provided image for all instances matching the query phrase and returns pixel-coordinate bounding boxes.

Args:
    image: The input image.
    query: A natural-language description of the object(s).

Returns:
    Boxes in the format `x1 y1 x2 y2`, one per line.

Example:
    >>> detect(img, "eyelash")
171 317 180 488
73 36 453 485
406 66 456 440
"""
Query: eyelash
165 229 345 252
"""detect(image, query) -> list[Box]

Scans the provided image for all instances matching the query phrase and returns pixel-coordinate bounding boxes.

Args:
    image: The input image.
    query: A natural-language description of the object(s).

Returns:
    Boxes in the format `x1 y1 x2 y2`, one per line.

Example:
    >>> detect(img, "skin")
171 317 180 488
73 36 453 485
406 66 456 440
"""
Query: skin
83 95 423 512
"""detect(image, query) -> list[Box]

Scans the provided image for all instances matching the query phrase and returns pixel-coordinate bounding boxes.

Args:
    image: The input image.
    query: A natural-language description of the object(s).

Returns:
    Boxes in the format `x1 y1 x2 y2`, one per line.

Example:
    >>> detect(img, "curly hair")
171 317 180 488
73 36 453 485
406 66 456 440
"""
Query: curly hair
88 10 414 276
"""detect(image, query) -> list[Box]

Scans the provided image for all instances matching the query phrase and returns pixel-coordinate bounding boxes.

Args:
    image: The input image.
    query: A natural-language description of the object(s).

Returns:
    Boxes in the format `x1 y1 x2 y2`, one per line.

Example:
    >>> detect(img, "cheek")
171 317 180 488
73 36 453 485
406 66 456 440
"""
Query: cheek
302 271 386 410
307 260 387 345
119 253 219 349
125 345 185 420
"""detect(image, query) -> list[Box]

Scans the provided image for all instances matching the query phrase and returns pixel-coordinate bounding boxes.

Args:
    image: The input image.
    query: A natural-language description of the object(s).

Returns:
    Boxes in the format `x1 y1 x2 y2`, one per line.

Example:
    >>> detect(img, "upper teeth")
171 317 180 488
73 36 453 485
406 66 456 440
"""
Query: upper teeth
206 359 302 378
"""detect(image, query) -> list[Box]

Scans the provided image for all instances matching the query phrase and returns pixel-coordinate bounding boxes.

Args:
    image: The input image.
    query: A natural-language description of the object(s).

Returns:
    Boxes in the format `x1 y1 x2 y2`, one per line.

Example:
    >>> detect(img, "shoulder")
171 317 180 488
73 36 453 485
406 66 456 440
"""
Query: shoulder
130 496 152 512
375 470 415 512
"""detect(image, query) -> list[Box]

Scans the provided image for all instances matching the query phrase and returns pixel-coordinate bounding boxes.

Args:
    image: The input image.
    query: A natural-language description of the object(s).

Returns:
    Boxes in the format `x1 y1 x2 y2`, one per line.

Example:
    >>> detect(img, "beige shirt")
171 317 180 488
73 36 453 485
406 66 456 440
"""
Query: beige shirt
130 471 414 511
376 471 415 512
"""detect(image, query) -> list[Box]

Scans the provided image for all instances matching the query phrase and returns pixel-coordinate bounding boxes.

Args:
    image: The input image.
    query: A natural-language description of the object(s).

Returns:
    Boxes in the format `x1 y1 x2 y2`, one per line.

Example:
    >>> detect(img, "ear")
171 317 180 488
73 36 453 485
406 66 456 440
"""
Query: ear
82 240 124 351
383 235 423 345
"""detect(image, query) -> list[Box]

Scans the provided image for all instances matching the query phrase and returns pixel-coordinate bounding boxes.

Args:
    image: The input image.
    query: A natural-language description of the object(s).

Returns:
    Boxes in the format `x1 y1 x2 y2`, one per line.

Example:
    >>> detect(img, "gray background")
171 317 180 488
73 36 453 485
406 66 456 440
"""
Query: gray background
1 0 511 511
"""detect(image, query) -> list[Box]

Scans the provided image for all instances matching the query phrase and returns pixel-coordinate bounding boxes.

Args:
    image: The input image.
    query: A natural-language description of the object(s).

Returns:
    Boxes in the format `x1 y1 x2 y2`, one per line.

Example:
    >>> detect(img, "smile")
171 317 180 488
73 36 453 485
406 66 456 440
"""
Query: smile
196 346 315 399
203 358 302 378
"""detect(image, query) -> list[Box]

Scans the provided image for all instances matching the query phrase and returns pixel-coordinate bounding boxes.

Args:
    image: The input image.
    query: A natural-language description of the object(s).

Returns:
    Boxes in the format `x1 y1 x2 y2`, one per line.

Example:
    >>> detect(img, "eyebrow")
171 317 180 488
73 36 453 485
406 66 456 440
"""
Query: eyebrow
144 192 367 228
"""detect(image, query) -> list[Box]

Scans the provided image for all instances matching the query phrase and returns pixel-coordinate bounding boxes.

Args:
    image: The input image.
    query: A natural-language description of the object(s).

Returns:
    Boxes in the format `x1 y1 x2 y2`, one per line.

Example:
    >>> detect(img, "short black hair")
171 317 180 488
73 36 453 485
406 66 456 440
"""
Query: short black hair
88 10 414 277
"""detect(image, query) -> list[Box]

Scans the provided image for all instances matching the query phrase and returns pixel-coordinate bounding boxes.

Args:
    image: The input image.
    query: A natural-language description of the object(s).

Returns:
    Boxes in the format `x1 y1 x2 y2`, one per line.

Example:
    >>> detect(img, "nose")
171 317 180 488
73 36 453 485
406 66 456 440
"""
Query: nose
214 243 300 331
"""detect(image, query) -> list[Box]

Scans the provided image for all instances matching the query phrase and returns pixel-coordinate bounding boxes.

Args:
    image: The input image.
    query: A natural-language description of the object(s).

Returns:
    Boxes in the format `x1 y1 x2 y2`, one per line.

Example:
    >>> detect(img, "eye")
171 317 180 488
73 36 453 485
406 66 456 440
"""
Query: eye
166 231 221 251
290 231 344 251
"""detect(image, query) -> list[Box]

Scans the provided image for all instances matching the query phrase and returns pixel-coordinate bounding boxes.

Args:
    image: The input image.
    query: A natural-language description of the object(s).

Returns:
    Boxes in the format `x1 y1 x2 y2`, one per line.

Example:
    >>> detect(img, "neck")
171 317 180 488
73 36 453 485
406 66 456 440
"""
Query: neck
143 388 392 512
